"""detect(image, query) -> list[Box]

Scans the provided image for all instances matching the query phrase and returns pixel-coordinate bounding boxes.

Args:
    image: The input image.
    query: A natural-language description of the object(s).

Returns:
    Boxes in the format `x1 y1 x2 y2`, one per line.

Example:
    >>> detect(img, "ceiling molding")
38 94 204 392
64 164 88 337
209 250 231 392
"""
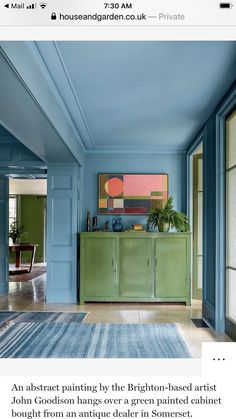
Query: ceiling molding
0 167 47 178
85 145 186 155
53 42 95 149
35 41 94 150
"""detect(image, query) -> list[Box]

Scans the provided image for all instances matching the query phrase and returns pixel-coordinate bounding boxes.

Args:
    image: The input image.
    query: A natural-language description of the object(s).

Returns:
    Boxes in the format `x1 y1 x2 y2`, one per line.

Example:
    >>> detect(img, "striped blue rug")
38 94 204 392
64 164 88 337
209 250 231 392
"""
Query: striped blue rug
0 323 191 358
0 311 87 332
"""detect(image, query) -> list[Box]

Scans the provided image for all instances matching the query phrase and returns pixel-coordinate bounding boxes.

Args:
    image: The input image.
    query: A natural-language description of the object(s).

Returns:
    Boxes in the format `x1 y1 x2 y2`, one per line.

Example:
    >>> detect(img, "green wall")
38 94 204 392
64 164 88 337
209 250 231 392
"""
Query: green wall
18 195 46 263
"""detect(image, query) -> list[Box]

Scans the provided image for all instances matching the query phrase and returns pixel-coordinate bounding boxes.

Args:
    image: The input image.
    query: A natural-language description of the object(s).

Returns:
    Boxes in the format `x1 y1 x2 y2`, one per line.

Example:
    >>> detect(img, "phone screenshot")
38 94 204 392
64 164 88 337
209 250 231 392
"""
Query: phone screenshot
0 1 235 418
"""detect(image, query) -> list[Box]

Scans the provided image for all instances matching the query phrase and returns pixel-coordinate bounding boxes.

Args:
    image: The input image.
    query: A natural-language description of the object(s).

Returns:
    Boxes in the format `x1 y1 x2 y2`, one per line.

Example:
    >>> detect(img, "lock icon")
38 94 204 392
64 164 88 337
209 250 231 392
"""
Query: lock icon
51 13 57 20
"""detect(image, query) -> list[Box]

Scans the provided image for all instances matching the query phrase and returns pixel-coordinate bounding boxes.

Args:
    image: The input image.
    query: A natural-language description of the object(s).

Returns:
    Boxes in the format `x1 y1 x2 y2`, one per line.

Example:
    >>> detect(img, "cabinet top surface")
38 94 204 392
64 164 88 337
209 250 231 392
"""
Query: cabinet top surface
80 232 191 238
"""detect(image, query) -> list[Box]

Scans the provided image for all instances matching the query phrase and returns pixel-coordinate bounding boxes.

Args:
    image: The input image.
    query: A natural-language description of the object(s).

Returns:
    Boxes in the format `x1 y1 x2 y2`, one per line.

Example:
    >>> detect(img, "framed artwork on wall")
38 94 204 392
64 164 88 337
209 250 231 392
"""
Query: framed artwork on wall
98 173 168 215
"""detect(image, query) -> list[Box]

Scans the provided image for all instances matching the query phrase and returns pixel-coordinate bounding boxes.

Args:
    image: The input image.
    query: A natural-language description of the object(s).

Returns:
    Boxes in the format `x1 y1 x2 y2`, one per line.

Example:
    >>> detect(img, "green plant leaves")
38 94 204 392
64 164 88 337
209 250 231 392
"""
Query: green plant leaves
147 196 189 232
9 221 26 244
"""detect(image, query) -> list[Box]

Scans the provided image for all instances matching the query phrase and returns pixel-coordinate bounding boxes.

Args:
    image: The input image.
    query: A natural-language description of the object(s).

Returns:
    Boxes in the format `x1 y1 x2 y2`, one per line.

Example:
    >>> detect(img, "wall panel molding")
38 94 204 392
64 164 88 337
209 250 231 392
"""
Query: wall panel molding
47 163 79 303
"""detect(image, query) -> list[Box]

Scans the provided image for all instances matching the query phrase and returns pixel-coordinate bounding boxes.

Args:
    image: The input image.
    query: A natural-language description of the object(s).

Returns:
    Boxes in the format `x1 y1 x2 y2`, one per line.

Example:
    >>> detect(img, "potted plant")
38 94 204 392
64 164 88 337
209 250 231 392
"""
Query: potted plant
9 221 27 245
147 196 189 232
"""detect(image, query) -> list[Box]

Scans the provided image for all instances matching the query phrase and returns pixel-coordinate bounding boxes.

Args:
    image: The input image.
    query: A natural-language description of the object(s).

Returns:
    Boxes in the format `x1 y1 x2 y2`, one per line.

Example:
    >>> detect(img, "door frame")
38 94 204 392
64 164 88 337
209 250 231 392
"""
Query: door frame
186 131 204 304
0 176 9 295
192 153 203 300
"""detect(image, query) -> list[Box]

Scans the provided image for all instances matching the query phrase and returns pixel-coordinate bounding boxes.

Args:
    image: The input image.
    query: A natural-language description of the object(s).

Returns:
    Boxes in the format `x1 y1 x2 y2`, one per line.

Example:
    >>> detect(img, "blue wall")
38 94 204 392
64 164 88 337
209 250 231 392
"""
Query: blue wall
83 152 186 232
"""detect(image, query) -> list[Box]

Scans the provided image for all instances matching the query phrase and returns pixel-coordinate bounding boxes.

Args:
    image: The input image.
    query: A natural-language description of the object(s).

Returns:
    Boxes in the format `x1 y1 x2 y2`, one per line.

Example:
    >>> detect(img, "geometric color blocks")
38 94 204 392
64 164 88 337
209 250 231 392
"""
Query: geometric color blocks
98 174 168 215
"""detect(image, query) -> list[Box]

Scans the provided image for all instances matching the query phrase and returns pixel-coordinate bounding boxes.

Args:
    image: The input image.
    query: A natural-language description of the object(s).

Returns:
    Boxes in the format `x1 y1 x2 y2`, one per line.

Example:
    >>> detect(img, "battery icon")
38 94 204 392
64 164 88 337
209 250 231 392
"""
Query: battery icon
219 2 233 8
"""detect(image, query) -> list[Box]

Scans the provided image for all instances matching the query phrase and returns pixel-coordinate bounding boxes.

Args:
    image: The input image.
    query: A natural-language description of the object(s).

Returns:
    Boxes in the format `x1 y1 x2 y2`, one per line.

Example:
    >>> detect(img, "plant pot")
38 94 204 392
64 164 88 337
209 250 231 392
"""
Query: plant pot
158 222 170 233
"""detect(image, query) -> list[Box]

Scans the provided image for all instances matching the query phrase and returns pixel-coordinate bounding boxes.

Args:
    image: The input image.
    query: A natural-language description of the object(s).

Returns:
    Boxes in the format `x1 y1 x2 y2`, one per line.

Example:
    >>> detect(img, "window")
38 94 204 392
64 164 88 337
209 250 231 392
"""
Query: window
9 195 17 238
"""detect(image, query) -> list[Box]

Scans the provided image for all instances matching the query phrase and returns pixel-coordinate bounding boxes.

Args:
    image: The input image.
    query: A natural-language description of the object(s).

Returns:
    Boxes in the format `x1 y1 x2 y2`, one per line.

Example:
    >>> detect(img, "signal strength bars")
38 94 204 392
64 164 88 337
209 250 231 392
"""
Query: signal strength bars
26 3 37 8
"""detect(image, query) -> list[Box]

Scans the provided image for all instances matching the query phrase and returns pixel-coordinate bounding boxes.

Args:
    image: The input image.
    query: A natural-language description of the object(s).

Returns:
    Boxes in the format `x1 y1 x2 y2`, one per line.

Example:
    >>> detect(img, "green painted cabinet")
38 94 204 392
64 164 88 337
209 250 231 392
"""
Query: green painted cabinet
119 238 153 298
81 237 117 299
80 232 191 305
155 237 187 299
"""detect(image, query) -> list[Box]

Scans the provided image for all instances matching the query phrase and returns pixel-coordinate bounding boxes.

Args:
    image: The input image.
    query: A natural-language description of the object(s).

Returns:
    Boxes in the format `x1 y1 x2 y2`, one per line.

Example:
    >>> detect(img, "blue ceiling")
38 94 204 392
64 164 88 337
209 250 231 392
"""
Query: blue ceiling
36 41 236 153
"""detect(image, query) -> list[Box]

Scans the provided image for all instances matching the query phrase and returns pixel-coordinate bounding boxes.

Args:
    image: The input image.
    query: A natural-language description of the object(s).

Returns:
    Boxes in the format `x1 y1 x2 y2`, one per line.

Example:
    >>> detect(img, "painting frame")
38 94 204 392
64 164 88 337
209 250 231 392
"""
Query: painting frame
98 173 168 215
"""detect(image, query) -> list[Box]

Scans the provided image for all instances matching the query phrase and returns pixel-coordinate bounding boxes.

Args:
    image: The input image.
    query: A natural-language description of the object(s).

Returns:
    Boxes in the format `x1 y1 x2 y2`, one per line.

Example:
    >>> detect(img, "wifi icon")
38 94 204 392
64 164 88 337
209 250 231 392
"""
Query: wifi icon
40 2 47 8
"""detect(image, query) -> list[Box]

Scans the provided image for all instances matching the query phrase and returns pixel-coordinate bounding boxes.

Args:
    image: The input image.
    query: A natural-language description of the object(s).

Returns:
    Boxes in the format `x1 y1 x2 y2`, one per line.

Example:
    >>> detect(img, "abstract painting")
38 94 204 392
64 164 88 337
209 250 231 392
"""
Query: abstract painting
98 174 168 215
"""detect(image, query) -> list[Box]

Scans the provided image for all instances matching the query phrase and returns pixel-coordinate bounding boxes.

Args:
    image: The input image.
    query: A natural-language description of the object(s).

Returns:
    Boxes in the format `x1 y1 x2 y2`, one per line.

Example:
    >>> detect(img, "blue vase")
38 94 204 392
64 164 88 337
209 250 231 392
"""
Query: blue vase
113 218 123 232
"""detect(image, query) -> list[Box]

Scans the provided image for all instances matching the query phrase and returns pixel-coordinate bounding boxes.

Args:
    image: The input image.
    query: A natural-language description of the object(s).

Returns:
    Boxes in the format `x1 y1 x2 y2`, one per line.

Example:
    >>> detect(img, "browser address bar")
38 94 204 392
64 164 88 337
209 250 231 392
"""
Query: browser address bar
0 0 235 26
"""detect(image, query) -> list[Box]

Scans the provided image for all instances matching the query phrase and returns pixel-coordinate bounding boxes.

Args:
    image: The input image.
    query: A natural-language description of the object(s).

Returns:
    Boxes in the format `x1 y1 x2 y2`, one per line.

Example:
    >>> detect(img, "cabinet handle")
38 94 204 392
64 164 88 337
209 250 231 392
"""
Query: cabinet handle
112 258 116 272
155 258 158 270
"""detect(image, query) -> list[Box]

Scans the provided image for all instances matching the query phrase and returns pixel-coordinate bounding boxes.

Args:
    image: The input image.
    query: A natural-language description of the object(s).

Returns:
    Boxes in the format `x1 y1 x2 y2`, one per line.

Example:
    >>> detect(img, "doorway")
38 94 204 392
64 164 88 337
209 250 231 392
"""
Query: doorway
8 178 47 305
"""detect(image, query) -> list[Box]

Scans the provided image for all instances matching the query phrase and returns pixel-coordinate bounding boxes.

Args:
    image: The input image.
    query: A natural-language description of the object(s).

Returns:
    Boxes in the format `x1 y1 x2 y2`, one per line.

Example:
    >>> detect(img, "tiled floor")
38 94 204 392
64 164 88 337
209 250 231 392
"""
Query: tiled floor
0 271 232 357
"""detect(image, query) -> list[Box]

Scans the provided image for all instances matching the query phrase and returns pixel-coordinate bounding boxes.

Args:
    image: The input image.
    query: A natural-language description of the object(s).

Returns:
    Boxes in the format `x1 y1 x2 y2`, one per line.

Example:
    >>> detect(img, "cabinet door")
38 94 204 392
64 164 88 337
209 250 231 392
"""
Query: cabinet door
83 238 116 298
119 238 153 298
155 238 187 298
